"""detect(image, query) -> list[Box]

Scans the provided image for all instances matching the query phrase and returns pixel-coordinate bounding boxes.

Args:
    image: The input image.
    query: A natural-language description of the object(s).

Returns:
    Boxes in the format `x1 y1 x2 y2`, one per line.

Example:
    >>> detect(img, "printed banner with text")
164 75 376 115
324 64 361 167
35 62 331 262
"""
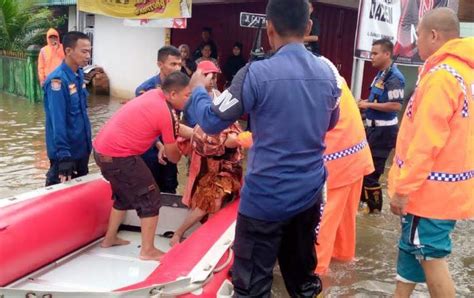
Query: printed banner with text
355 0 458 65
78 0 192 20
123 18 187 28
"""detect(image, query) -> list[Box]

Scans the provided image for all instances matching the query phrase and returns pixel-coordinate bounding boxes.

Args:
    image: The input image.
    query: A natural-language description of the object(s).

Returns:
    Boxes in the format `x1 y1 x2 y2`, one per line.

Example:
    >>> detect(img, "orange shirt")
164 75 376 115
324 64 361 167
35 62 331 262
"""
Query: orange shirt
388 38 474 220
324 81 374 189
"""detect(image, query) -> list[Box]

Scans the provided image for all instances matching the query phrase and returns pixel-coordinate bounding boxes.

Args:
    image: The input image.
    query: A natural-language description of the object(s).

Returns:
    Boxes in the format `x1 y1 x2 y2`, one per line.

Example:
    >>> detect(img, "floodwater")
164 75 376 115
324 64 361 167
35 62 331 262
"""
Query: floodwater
0 92 472 297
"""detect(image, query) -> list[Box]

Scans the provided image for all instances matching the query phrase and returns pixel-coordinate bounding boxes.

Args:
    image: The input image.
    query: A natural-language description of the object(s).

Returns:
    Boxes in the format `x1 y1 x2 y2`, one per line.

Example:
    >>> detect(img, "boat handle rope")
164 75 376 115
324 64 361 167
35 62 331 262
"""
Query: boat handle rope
148 274 213 298
213 247 233 273
148 247 234 297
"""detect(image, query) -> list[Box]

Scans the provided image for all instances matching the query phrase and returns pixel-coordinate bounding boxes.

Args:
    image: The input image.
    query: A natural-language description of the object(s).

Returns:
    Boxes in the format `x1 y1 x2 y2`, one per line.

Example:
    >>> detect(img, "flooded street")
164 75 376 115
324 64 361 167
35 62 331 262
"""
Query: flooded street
0 92 472 297
0 92 123 196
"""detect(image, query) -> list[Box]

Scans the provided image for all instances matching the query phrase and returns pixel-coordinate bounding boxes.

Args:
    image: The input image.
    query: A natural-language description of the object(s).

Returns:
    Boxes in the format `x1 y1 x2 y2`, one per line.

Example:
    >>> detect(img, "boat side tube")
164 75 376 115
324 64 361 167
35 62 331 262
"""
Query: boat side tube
118 200 239 297
0 174 113 286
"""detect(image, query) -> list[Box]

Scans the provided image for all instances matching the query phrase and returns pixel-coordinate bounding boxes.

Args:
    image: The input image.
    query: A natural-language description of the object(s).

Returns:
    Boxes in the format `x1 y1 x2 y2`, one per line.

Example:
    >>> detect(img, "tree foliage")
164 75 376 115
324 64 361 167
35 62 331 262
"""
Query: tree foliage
0 0 65 51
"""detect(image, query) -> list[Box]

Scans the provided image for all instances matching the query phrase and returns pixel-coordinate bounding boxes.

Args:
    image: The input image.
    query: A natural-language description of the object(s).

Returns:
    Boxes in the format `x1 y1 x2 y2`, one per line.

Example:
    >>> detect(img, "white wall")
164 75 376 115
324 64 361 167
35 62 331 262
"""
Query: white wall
68 6 77 31
461 22 474 37
93 15 166 99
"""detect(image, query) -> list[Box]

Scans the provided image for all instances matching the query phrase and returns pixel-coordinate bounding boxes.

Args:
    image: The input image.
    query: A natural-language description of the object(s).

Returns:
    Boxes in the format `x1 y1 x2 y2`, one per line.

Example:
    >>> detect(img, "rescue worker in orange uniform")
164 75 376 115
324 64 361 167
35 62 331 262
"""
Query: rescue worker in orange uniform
388 8 474 298
315 76 374 275
38 28 65 86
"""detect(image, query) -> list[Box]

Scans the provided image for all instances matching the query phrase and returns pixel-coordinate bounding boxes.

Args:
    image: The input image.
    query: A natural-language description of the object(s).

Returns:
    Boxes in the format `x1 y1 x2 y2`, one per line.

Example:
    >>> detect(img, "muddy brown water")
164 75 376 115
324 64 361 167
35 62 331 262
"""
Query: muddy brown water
1 92 472 296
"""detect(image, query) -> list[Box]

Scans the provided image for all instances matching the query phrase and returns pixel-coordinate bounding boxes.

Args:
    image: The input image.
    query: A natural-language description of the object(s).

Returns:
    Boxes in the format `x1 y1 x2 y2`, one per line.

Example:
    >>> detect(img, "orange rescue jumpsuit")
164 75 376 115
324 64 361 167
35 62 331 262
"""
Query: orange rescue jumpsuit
38 28 64 86
316 81 375 274
388 37 474 220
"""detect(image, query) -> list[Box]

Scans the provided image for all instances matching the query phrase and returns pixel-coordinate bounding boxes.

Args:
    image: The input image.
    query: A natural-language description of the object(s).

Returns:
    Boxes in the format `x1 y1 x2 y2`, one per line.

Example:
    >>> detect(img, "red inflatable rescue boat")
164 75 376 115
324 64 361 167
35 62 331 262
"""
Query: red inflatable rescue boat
0 174 237 297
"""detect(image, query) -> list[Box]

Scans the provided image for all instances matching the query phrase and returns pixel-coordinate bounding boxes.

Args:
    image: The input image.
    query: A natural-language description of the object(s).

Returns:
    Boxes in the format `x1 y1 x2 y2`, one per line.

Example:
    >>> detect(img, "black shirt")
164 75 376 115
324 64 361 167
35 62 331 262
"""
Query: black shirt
223 55 246 83
181 58 197 77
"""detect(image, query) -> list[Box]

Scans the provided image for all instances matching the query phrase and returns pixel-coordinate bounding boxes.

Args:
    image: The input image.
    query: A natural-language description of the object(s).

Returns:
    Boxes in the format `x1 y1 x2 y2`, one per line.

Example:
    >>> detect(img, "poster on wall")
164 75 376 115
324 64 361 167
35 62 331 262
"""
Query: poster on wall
78 0 192 20
355 0 458 65
123 18 187 28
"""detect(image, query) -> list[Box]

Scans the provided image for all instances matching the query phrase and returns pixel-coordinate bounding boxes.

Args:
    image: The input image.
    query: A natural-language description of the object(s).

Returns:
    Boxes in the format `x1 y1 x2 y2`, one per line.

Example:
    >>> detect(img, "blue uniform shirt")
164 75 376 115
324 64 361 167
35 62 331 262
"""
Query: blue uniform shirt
188 43 340 221
366 65 405 121
183 99 198 127
43 61 92 161
135 75 161 96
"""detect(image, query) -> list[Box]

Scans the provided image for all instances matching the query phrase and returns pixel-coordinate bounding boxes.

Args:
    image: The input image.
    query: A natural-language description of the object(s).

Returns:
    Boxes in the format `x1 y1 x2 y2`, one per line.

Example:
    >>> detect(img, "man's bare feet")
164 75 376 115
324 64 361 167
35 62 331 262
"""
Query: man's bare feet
169 232 183 247
140 247 165 261
100 237 130 248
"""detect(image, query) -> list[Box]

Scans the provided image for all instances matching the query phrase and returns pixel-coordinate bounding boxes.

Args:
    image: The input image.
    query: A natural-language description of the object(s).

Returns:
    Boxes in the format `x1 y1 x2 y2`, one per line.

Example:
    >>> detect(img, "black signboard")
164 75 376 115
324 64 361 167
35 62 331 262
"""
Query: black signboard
240 12 267 29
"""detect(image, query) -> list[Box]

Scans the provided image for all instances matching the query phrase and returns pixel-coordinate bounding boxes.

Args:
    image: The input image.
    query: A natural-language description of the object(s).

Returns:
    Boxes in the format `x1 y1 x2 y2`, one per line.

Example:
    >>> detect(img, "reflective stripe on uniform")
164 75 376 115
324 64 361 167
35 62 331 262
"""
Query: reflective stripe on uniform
323 140 368 162
406 94 415 119
427 170 474 182
395 156 473 182
407 64 470 119
429 64 469 117
365 118 398 127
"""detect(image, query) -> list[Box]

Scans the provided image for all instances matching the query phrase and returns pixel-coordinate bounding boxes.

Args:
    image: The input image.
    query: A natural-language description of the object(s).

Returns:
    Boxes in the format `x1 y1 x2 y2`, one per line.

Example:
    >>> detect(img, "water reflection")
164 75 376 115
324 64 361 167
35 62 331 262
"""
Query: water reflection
273 208 473 297
0 93 121 197
0 92 472 296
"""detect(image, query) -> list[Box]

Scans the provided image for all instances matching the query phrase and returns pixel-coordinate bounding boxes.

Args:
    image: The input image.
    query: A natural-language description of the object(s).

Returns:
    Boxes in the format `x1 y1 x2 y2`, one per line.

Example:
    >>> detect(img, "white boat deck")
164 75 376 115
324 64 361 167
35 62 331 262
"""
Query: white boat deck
9 231 171 292
0 179 235 297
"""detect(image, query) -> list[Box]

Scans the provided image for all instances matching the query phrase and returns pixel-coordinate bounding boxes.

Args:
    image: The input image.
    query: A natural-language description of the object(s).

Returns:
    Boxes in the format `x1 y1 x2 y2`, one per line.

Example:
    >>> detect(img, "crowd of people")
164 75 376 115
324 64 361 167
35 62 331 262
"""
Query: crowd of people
39 0 472 297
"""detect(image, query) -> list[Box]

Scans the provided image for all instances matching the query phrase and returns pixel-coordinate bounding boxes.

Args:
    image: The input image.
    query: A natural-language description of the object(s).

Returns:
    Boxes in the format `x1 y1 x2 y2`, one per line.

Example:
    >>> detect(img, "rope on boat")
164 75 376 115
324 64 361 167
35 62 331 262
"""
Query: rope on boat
148 274 213 297
213 248 233 273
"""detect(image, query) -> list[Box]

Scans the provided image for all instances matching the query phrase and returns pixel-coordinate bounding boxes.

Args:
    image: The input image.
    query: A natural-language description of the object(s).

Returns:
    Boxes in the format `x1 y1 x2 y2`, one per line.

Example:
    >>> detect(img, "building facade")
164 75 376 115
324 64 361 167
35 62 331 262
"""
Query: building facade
40 0 472 99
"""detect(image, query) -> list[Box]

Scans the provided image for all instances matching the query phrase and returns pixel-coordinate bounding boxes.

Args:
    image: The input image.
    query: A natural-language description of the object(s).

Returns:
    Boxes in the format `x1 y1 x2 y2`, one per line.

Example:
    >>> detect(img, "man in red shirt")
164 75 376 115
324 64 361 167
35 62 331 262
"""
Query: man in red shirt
93 71 191 260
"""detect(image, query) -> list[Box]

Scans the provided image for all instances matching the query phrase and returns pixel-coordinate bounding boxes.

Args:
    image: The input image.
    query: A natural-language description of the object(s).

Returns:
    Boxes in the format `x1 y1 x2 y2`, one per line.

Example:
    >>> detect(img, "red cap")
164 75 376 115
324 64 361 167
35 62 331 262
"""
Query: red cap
197 60 220 74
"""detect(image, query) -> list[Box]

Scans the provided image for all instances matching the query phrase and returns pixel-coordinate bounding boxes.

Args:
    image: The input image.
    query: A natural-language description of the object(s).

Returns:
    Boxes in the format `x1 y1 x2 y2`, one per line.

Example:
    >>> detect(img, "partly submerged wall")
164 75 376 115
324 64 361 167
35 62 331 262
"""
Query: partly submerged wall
0 47 42 102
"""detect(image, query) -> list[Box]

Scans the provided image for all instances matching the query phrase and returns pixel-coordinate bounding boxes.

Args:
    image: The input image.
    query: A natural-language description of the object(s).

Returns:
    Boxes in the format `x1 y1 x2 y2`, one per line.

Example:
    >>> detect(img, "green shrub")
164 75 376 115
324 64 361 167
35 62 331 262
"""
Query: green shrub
0 0 65 51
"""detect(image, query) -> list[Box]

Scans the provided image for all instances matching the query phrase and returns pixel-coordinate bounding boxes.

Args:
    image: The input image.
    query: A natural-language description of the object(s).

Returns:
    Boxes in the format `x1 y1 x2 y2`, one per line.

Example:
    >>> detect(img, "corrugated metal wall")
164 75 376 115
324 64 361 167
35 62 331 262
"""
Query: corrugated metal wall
171 2 269 65
171 1 359 87
315 3 358 83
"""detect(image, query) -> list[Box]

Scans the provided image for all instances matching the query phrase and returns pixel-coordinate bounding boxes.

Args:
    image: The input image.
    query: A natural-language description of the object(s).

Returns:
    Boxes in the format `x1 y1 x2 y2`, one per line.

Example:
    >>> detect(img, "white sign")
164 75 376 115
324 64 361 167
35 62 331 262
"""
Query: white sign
123 18 187 29
355 0 458 65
